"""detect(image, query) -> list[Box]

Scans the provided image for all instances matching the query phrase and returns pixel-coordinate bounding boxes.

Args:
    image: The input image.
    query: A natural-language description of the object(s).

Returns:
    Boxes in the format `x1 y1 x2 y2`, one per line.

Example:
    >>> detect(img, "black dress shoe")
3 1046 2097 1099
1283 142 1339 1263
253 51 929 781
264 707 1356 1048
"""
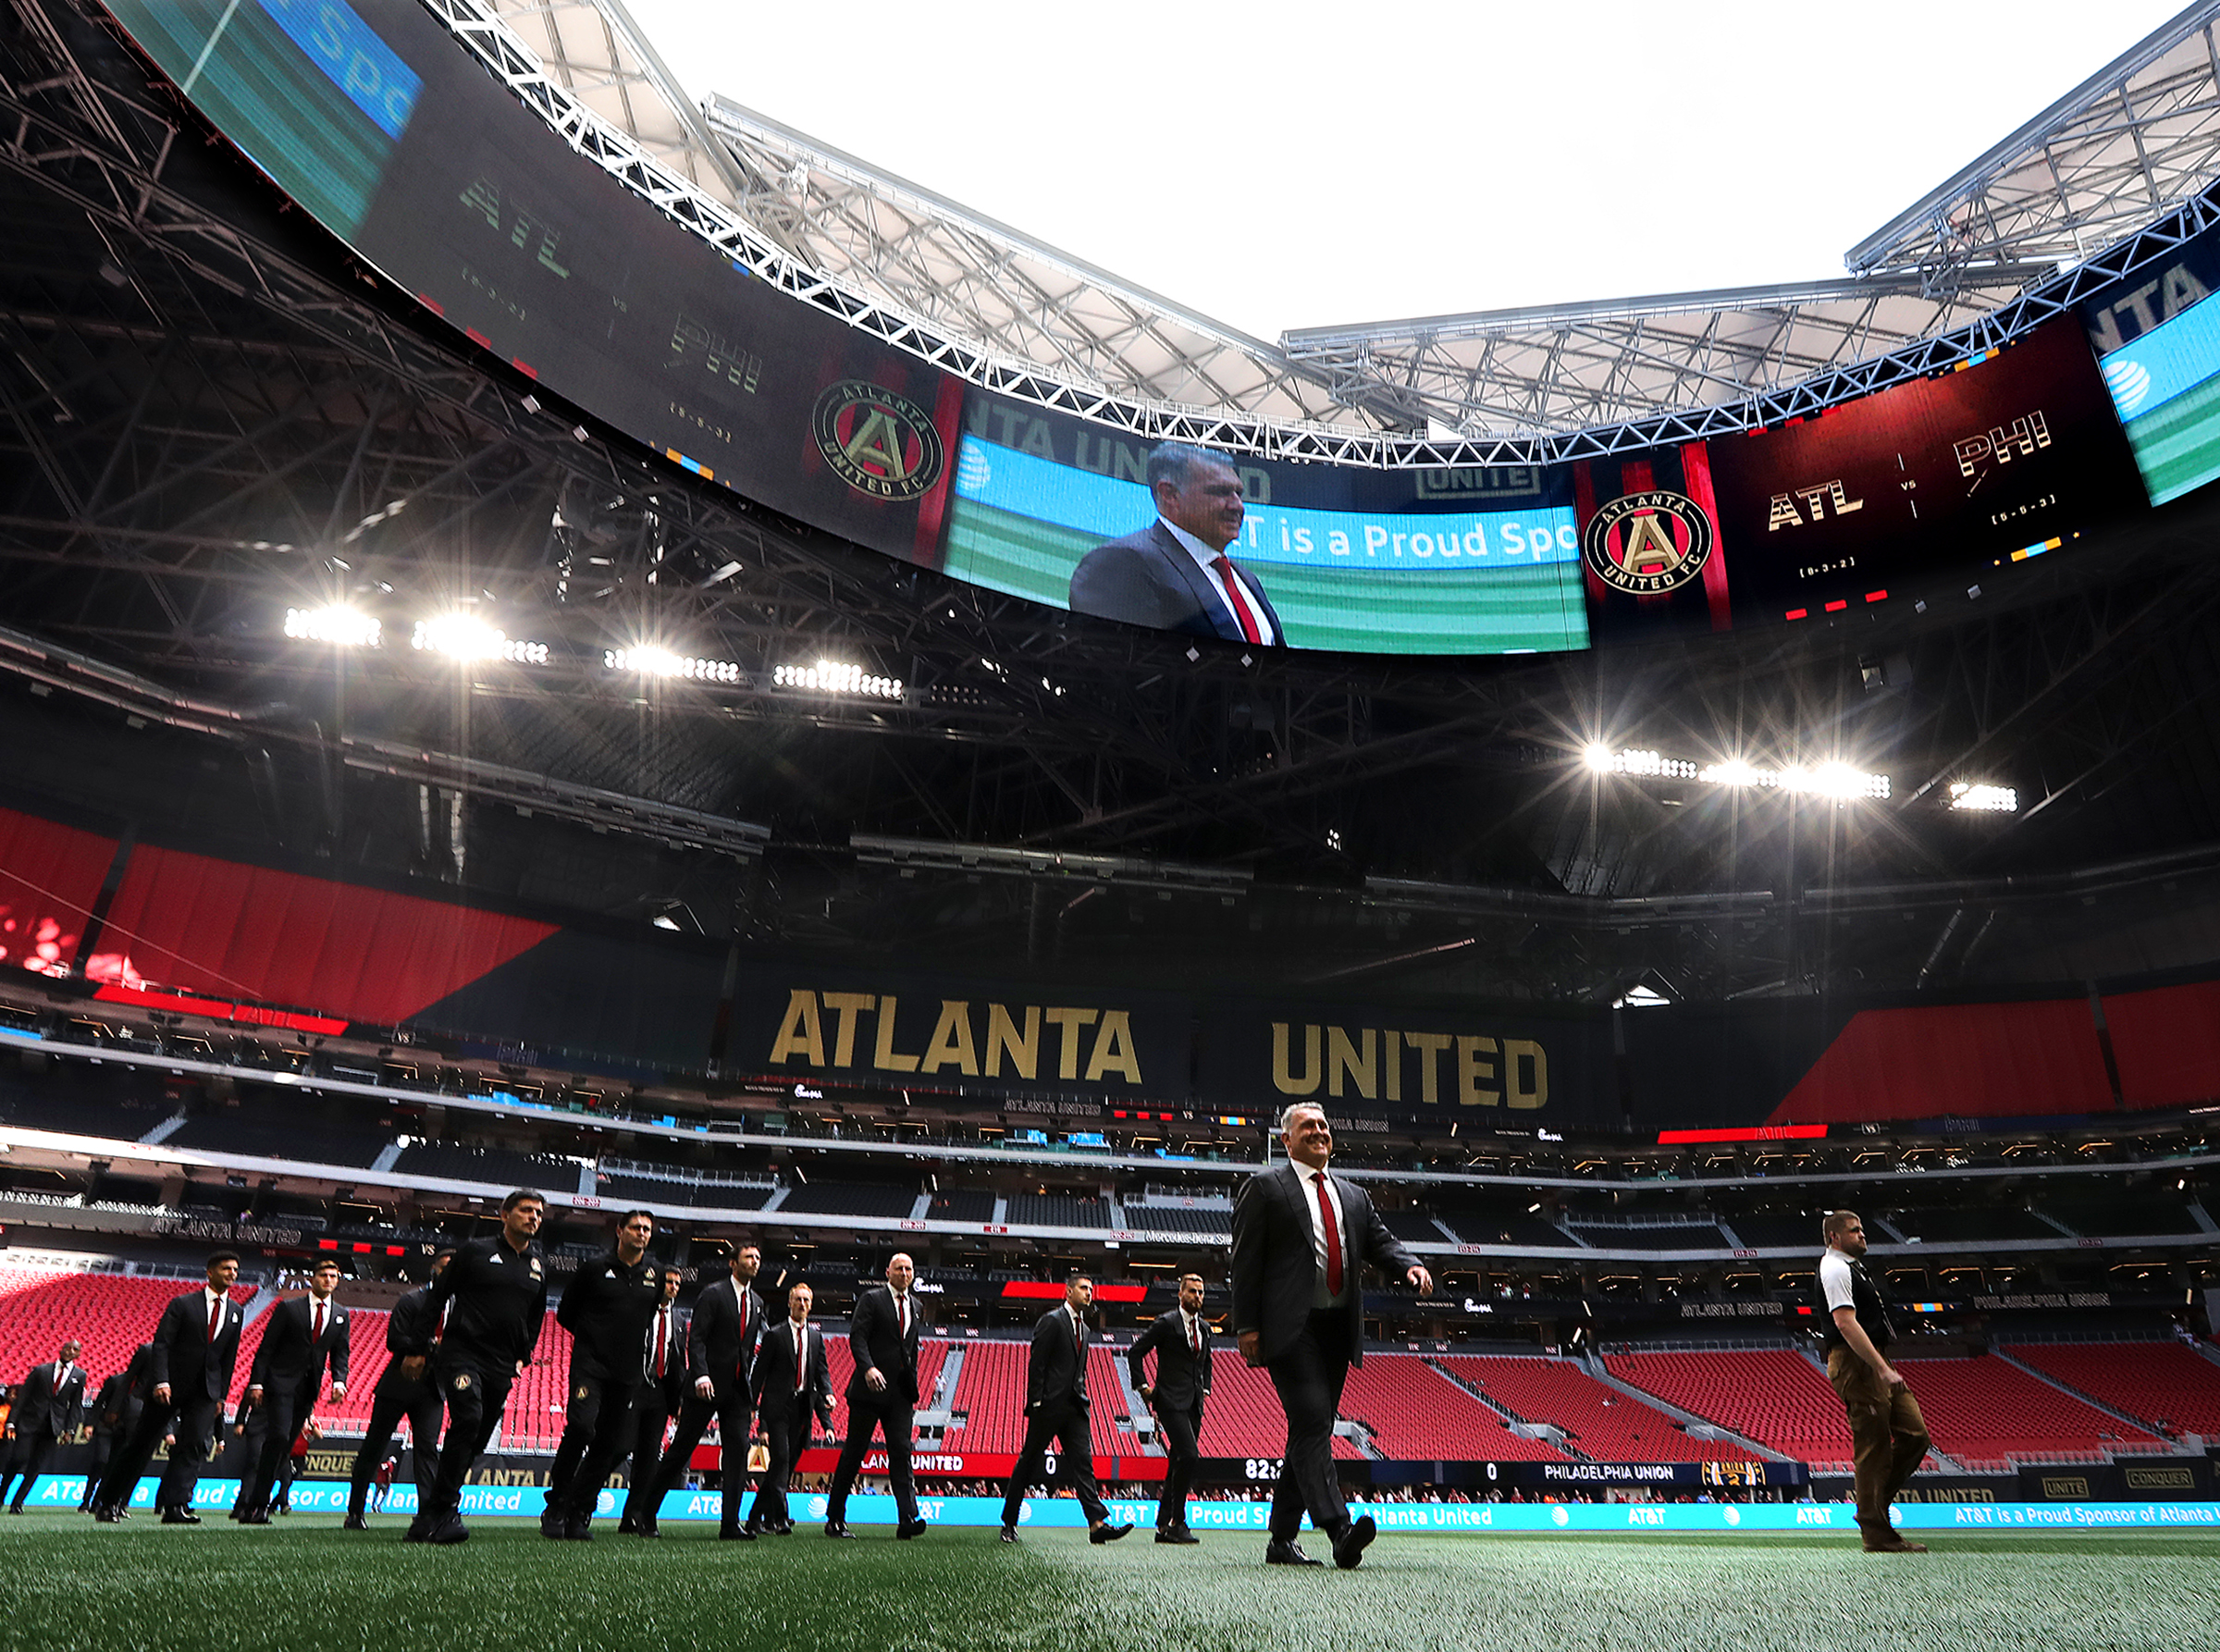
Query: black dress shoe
160 1508 202 1525
564 1514 594 1542
634 1518 660 1538
426 1511 470 1546
238 1508 271 1526
997 1525 1019 1544
823 1521 854 1538
771 1519 794 1535
719 1525 757 1541
618 1515 637 1535
896 1518 928 1540
1155 1527 1201 1545
402 1513 433 1544
1331 1515 1376 1571
539 1510 566 1539
1264 1537 1321 1566
92 1505 121 1524
1090 1522 1133 1545
342 1514 368 1531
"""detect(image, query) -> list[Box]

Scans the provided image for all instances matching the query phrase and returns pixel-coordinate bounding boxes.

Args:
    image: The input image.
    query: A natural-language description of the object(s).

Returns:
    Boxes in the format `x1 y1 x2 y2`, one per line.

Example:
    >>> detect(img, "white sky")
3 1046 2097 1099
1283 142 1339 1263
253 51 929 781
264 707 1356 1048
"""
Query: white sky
624 0 2189 341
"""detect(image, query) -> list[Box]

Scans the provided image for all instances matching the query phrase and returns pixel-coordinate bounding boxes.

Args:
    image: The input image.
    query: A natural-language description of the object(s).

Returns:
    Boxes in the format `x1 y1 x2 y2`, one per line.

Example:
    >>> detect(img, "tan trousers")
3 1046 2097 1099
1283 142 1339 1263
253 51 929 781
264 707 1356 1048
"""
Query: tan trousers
1826 1346 1930 1524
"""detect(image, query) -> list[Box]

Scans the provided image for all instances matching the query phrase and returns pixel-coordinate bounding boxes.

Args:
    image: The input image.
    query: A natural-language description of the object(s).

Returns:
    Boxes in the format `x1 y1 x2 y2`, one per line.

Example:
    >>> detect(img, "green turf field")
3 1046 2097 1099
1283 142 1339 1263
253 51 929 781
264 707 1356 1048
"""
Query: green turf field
1 1514 2216 1652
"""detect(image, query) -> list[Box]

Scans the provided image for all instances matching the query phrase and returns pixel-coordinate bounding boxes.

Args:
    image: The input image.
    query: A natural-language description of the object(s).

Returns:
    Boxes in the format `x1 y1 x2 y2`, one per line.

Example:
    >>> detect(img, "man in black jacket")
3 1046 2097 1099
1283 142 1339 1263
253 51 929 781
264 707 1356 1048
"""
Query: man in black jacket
79 1347 147 1512
744 1279 833 1535
630 1239 764 1539
1 1338 86 1511
617 1264 686 1535
825 1251 926 1540
998 1274 1132 1547
413 1190 549 1546
344 1251 451 1529
1231 1103 1431 1571
93 1251 249 1523
1128 1272 1214 1543
236 1258 351 1523
543 1210 662 1539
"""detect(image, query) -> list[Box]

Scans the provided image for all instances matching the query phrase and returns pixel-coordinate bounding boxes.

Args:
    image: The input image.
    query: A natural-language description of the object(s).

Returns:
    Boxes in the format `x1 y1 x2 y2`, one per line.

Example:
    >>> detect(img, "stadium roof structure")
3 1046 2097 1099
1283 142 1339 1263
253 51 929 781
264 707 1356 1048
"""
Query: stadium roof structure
8 0 2220 1007
467 0 2220 441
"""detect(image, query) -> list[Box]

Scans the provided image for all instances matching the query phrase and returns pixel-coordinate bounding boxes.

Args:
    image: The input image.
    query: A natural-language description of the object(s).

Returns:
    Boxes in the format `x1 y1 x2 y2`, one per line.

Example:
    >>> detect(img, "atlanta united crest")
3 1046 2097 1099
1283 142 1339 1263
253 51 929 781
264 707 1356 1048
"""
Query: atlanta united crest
1582 489 1715 595
811 380 944 500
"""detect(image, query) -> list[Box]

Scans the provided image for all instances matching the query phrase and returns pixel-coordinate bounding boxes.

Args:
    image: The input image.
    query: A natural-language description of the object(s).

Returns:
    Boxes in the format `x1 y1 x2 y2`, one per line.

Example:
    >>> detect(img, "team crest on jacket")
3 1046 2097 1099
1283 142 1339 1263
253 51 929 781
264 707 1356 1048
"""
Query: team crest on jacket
452 1373 471 1391
1582 489 1714 595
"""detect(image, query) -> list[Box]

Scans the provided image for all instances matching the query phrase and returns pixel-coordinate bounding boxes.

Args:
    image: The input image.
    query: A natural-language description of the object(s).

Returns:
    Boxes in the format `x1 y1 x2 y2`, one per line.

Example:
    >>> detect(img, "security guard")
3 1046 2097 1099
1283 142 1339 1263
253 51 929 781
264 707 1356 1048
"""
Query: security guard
411 1189 549 1545
542 1209 663 1539
1817 1209 1931 1552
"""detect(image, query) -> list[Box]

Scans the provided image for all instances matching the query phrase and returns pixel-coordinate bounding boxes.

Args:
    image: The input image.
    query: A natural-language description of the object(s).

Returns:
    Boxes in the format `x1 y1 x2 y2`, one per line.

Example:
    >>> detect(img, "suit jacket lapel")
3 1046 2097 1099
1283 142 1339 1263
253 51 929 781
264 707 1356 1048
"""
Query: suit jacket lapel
1153 523 1243 641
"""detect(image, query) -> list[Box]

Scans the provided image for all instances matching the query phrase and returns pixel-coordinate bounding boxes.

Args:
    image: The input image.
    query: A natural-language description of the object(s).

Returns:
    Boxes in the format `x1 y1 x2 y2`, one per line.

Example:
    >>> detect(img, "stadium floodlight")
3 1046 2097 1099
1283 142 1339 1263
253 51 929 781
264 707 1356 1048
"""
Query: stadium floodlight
1947 782 2018 812
1589 746 1891 800
283 605 380 647
410 614 549 665
604 646 743 684
772 660 905 701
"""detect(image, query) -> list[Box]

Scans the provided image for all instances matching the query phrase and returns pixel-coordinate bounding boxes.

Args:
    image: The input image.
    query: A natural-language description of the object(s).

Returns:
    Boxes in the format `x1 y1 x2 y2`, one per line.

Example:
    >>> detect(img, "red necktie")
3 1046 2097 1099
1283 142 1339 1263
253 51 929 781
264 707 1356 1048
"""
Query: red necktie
1190 1317 1202 1358
208 1296 221 1342
735 1289 751 1381
653 1312 667 1380
896 1295 907 1338
1313 1172 1344 1297
312 1301 325 1344
794 1325 807 1393
1210 556 1264 645
1074 1311 1085 1351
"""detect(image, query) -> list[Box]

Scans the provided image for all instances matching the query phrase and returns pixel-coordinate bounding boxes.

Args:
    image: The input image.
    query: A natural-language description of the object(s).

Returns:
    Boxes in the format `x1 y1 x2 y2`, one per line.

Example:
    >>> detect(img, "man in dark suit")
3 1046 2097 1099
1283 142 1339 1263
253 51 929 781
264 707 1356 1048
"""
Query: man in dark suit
1 1339 86 1511
824 1251 927 1540
544 1210 662 1539
345 1251 450 1529
631 1239 765 1539
80 1346 148 1512
1128 1271 1214 1543
617 1264 686 1535
93 1251 249 1523
745 1279 833 1535
1068 443 1284 644
236 1258 350 1523
998 1273 1132 1547
1231 1103 1432 1570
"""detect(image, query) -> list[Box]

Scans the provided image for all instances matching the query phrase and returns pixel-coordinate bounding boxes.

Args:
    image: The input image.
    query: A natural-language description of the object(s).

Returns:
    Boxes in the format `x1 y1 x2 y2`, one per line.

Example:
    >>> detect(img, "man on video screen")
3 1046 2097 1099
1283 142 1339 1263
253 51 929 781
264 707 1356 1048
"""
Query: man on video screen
1069 442 1283 644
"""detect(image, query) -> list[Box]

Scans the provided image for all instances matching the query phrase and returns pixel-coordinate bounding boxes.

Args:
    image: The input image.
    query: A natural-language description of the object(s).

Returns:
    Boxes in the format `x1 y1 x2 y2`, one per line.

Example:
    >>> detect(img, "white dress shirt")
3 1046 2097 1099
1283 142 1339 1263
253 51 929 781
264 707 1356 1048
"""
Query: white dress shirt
1159 517 1276 645
1298 1165 1348 1309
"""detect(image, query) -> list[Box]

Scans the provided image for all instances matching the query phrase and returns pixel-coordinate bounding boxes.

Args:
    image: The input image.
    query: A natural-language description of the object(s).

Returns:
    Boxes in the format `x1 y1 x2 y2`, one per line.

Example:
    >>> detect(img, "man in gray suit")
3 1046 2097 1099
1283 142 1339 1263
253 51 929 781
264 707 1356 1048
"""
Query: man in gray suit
1230 1102 1431 1571
1068 443 1284 643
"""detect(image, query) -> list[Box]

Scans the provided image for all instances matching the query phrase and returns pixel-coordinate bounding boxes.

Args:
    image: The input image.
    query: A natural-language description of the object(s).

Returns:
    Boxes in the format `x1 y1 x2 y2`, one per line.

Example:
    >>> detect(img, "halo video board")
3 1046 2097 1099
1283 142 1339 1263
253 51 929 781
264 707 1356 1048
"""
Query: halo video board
98 0 2219 660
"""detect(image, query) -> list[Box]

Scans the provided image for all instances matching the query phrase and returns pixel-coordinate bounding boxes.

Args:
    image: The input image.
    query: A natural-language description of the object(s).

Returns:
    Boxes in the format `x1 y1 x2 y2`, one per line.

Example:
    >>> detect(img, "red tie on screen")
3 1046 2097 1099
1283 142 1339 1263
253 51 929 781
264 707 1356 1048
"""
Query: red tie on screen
1313 1172 1343 1298
312 1301 325 1344
897 1295 907 1339
795 1325 807 1394
1210 557 1264 645
208 1297 221 1343
653 1312 667 1381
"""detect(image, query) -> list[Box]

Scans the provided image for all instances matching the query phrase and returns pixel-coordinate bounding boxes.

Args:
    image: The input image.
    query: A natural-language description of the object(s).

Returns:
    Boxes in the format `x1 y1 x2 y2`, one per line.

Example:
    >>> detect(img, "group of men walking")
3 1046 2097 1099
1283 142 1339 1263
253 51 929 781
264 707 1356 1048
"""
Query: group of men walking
0 1107 1942 1560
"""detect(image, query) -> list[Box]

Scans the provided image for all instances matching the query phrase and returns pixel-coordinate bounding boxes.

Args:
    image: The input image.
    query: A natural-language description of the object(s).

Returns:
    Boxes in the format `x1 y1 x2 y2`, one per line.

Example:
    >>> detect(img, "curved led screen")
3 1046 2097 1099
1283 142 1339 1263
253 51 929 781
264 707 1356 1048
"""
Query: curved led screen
101 0 2200 659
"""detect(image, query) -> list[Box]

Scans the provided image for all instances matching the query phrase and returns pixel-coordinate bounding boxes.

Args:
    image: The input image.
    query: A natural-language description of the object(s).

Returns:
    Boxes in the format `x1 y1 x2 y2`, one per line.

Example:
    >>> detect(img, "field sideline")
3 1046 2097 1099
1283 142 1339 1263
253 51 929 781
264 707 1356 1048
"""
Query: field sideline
0 1513 2214 1652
